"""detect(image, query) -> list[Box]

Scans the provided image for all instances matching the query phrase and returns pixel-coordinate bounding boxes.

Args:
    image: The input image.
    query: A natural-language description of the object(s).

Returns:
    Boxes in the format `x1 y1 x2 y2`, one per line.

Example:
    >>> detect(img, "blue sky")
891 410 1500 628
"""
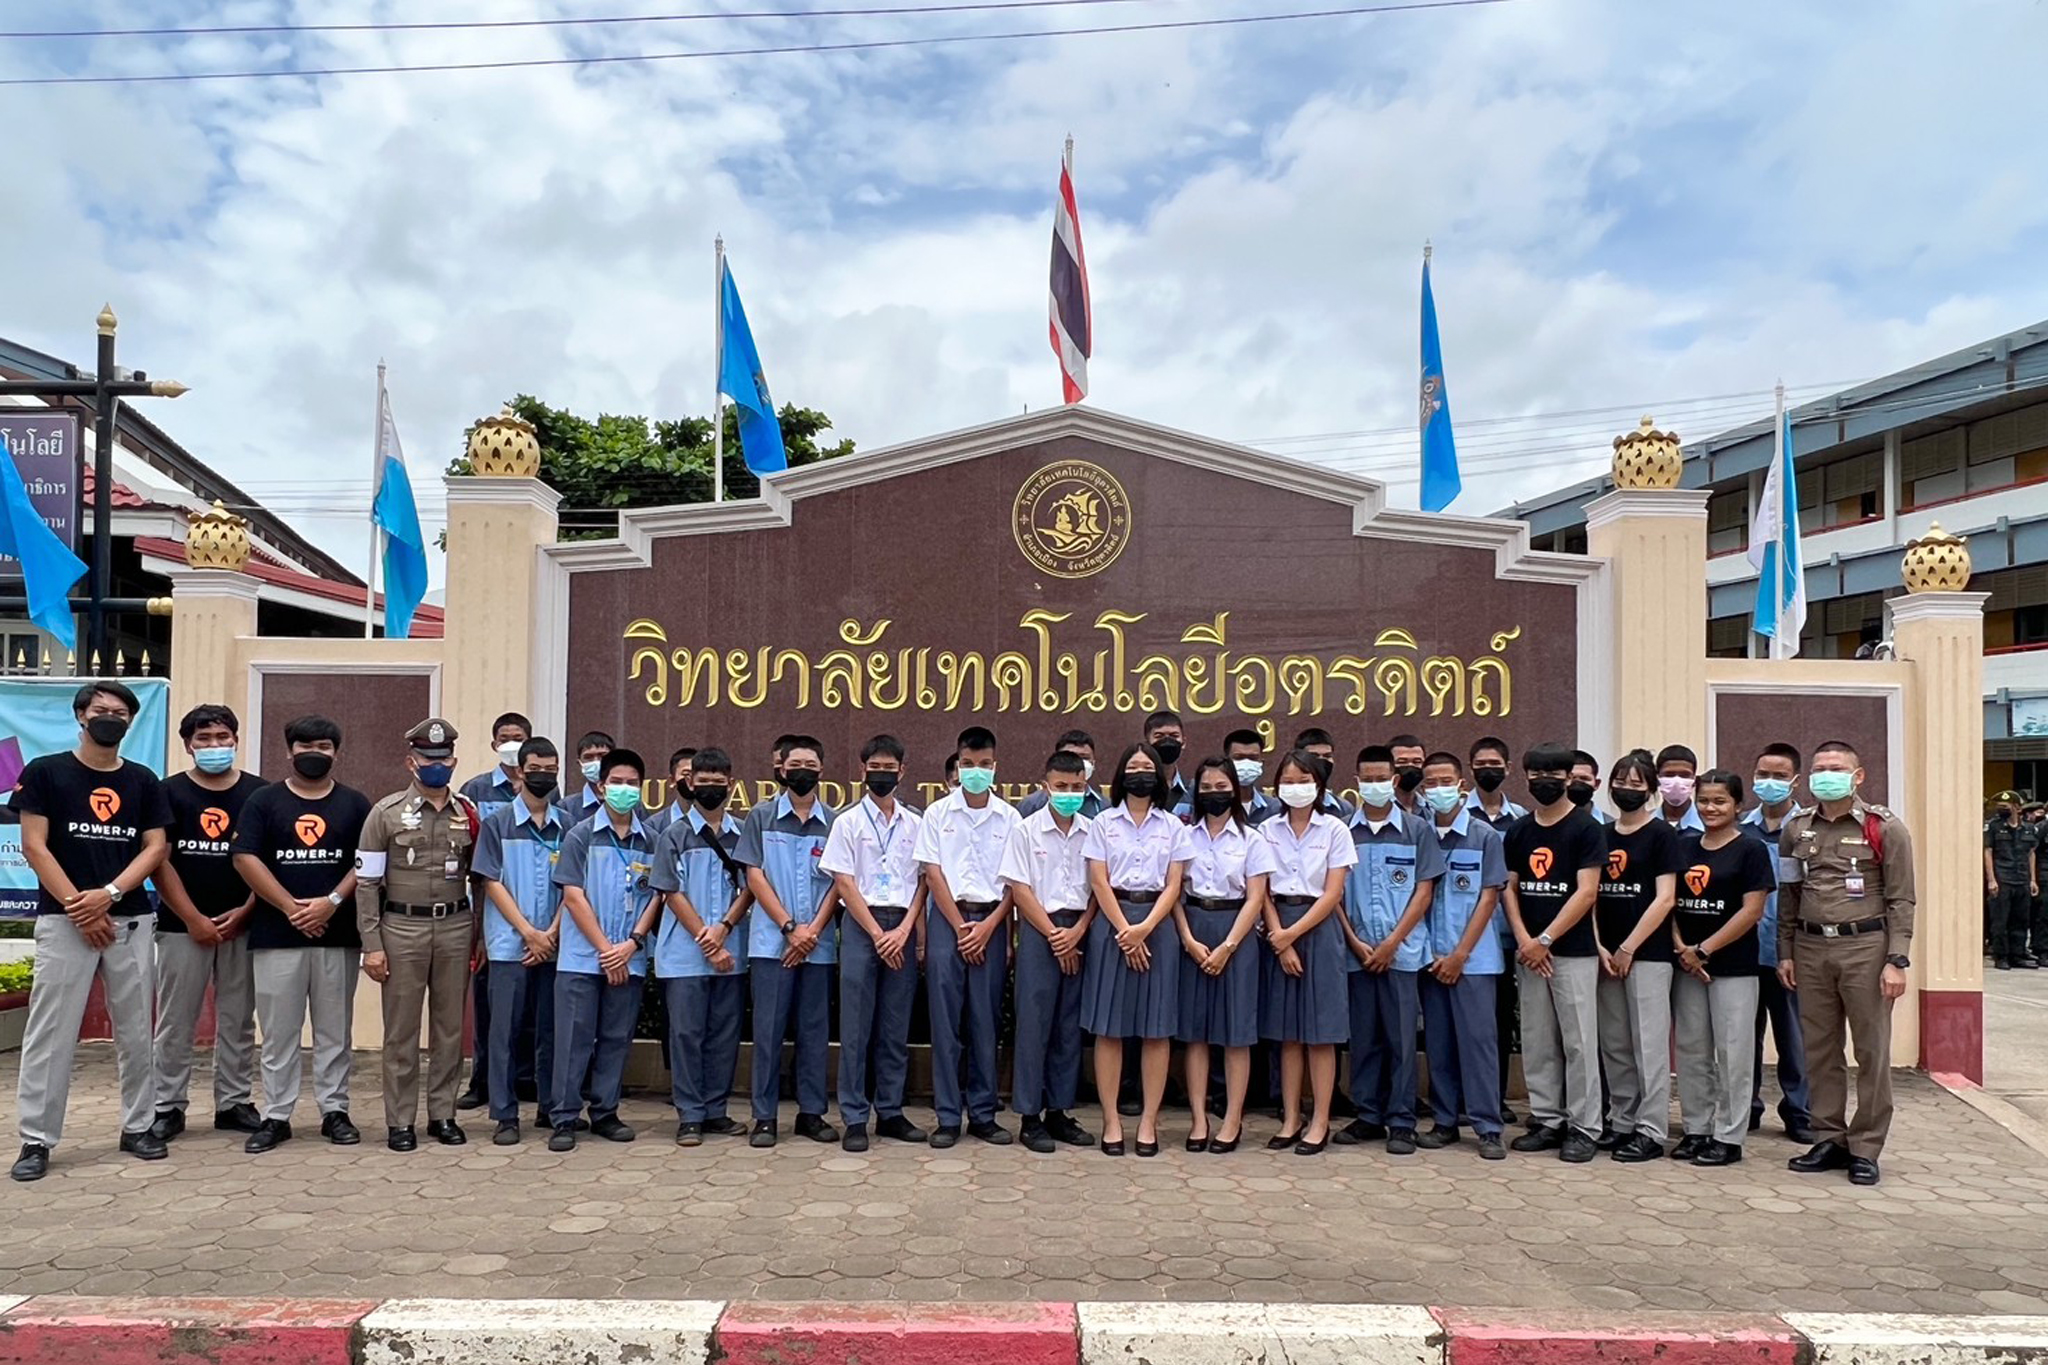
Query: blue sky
4 0 2045 583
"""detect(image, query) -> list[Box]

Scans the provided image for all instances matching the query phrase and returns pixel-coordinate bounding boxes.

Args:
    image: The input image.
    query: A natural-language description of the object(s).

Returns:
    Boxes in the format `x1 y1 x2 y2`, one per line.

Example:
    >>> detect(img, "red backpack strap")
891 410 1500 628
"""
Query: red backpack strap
1862 810 1884 866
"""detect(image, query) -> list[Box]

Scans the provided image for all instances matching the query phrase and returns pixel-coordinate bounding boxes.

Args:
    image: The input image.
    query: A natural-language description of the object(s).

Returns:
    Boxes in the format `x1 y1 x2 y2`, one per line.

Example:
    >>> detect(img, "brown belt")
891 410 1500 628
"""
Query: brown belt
1798 917 1886 939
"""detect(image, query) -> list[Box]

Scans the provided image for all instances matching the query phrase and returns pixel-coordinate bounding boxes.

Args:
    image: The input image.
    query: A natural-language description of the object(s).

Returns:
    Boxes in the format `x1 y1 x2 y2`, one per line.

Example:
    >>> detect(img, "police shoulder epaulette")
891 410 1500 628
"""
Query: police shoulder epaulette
1864 804 1896 820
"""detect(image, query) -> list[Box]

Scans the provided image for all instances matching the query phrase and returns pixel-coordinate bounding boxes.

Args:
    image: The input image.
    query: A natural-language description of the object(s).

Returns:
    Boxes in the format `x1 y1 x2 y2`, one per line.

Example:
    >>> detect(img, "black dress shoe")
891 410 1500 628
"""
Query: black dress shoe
1266 1129 1303 1150
148 1109 186 1143
548 1125 577 1152
1789 1140 1853 1173
1045 1111 1092 1146
1020 1118 1056 1153
245 1119 292 1153
1510 1125 1564 1153
929 1125 961 1150
119 1129 169 1161
387 1127 418 1152
876 1115 928 1144
493 1120 521 1146
1414 1125 1460 1149
427 1119 466 1146
10 1143 49 1181
1294 1133 1328 1156
1117 1096 1141 1117
968 1119 1013 1146
455 1084 488 1111
1135 1138 1160 1158
1559 1133 1597 1164
1785 1123 1819 1145
794 1113 839 1144
1184 1134 1210 1153
1499 1103 1520 1125
701 1116 745 1138
1747 1112 1763 1133
321 1111 361 1146
1997 958 2013 970
1848 1156 1881 1186
841 1123 870 1153
1693 1140 1743 1166
1386 1128 1419 1156
1612 1133 1665 1163
1099 1136 1126 1156
750 1120 779 1148
590 1116 636 1143
2019 956 2041 970
1669 1134 1708 1162
676 1122 703 1147
1333 1118 1387 1145
213 1103 262 1134
1594 1127 1626 1151
1209 1132 1241 1154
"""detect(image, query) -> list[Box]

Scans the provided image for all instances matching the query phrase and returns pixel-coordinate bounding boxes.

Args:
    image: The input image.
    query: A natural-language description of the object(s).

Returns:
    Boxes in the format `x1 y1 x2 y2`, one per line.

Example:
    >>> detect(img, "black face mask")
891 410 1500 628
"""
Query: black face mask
1611 788 1650 813
1527 777 1567 807
1396 767 1424 792
692 783 730 810
292 751 334 781
1151 739 1182 767
864 771 900 797
1567 781 1596 807
782 769 821 797
85 715 129 747
521 771 559 799
1195 791 1235 818
1473 767 1507 793
1124 772 1160 799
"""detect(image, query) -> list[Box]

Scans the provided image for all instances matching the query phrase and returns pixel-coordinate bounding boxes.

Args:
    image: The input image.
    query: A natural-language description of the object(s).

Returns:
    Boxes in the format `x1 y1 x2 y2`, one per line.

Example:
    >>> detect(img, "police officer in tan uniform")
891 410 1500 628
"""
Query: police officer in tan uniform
1776 739 1914 1187
356 718 478 1151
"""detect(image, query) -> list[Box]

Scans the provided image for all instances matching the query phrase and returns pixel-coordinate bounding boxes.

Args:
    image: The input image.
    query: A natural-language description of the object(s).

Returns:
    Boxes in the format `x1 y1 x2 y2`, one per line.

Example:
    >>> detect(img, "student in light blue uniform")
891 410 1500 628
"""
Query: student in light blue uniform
648 746 752 1147
548 747 658 1152
1656 744 1708 833
454 710 529 1111
1387 733 1429 823
1415 751 1510 1159
1742 741 1814 1143
1223 729 1281 825
1335 745 1444 1155
1571 750 1615 827
1291 728 1358 821
644 747 697 835
1014 730 1107 820
1466 735 1526 1127
554 731 615 825
471 736 565 1144
734 735 839 1148
458 712 529 813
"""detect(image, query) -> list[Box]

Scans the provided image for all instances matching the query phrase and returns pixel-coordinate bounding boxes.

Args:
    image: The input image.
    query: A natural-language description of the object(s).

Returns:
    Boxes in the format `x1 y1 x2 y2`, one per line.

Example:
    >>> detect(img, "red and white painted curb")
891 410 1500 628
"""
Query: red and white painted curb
3 1298 2048 1364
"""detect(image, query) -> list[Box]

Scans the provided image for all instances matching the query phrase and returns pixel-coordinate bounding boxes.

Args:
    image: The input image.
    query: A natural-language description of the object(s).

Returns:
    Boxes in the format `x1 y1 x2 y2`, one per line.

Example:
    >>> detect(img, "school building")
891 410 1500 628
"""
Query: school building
1500 320 2048 800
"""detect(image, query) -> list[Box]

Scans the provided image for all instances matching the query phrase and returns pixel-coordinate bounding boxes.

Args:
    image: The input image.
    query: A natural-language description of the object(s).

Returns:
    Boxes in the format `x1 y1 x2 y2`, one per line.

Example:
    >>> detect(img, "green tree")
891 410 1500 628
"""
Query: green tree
445 396 854 538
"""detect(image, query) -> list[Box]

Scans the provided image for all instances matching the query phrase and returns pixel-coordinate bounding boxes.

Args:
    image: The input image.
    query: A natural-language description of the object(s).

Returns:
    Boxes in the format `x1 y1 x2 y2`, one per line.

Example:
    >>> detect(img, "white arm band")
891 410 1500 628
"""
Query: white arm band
354 851 388 879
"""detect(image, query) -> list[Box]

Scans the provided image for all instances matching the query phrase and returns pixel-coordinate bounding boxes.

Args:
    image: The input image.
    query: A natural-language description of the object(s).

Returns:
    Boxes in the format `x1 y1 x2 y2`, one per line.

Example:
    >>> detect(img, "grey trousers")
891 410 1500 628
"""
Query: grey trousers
1672 971 1759 1145
18 914 155 1147
1595 960 1674 1143
252 946 360 1124
1517 955 1601 1140
152 930 256 1114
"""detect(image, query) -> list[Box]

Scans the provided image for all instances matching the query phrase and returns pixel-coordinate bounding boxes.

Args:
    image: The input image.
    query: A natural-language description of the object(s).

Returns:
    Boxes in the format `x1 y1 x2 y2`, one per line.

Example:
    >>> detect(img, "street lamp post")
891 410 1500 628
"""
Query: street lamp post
0 304 187 669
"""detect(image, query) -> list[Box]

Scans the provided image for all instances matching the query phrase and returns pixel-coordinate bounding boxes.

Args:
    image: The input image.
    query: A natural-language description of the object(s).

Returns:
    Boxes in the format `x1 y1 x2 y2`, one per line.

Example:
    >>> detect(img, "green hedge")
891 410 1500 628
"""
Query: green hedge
0 920 32 940
0 960 31 995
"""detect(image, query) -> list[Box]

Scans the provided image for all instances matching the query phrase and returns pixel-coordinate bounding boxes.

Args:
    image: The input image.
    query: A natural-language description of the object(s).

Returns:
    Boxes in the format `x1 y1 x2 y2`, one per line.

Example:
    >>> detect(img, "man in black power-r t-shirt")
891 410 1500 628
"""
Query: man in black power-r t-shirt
10 681 172 1182
1501 741 1607 1163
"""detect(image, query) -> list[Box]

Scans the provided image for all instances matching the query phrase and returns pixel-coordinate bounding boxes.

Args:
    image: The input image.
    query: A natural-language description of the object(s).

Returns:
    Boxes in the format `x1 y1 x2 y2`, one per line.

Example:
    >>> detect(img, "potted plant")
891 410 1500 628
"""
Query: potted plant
0 958 32 1052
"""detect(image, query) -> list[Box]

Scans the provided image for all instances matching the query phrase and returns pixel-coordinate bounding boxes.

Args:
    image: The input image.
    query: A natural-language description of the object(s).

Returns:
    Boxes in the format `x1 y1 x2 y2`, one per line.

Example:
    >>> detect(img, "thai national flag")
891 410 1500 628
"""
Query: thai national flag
1047 138 1091 404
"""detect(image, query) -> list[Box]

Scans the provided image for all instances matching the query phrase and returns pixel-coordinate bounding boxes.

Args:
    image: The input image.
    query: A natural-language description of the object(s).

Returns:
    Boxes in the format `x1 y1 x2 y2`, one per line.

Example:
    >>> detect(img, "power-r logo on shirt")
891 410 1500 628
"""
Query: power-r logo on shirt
89 788 120 821
295 814 327 847
69 787 139 843
1529 848 1554 879
1606 849 1628 879
1685 864 1711 896
200 807 231 840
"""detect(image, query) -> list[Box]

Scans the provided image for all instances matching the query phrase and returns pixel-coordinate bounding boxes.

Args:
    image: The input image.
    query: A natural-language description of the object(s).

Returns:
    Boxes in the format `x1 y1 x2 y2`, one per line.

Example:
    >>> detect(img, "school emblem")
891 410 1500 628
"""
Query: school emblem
295 814 327 847
88 787 121 821
1454 874 1473 891
1012 459 1131 579
1390 868 1409 886
1685 864 1711 896
199 808 231 839
1528 848 1554 880
1606 849 1628 879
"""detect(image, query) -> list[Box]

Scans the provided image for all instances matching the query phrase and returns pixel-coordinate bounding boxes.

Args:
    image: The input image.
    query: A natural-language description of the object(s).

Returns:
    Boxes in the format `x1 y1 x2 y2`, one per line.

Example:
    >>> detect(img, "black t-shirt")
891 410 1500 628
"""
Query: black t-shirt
1596 818 1681 964
1504 808 1607 957
1673 831 1776 976
10 753 171 916
158 771 266 931
232 781 371 951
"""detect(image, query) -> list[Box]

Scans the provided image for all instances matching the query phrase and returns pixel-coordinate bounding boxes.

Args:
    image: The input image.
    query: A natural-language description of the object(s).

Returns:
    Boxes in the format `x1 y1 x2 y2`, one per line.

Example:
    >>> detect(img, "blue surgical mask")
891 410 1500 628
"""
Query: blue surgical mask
193 746 236 774
581 759 602 784
416 762 454 789
1808 771 1855 803
603 783 642 814
1424 785 1463 815
1359 780 1396 809
958 766 996 796
1752 777 1794 806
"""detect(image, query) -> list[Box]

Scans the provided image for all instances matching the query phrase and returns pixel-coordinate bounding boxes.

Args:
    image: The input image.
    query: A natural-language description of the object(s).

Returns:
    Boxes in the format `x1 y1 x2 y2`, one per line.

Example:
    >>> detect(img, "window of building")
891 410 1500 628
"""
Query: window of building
1907 400 2048 508
1706 487 1748 555
1797 449 1883 529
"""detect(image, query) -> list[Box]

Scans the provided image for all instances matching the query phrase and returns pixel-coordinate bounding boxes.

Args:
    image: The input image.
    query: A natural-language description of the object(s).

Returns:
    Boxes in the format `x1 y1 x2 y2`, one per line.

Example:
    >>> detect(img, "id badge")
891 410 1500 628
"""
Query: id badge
1845 873 1866 900
445 858 462 876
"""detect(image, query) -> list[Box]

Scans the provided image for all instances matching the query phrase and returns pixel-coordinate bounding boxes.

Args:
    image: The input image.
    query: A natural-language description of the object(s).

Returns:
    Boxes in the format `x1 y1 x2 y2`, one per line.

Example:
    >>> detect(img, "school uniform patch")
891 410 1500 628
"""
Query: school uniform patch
1455 873 1473 891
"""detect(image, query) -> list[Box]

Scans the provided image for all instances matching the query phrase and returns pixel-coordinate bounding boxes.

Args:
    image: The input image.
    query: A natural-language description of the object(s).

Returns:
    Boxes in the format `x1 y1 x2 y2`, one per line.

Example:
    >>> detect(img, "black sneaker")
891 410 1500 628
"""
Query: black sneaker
1693 1139 1743 1167
676 1122 704 1147
841 1122 870 1153
10 1143 50 1181
749 1120 778 1149
1510 1124 1564 1152
493 1120 521 1146
1594 1127 1626 1151
1019 1117 1056 1153
590 1116 636 1143
876 1115 929 1144
1559 1133 1597 1163
548 1124 577 1152
148 1109 186 1143
1333 1119 1387 1145
701 1117 745 1138
119 1129 169 1161
929 1125 962 1150
968 1119 1014 1146
455 1082 488 1111
1385 1127 1418 1156
1612 1133 1665 1163
321 1111 361 1146
1414 1124 1460 1149
1477 1135 1506 1161
1669 1134 1708 1162
212 1103 262 1134
1045 1110 1092 1146
245 1119 292 1154
794 1113 839 1144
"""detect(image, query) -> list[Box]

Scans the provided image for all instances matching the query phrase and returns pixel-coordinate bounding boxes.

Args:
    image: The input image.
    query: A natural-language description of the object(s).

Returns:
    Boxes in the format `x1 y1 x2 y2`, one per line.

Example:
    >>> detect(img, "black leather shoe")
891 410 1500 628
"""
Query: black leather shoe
841 1123 869 1153
245 1119 292 1154
1020 1118 1056 1153
1559 1133 1597 1164
455 1083 487 1111
1594 1127 1626 1151
750 1120 778 1148
1477 1135 1506 1161
676 1122 703 1147
10 1143 49 1181
387 1126 418 1152
1693 1140 1743 1166
929 1125 962 1150
548 1124 577 1152
590 1116 636 1143
213 1103 262 1134
321 1111 361 1145
1997 958 2013 970
1333 1118 1387 1145
1414 1124 1460 1149
794 1113 839 1144
1747 1111 1763 1133
1785 1123 1819 1146
148 1109 186 1143
1612 1133 1665 1163
701 1116 745 1138
1848 1156 1881 1186
1499 1103 1520 1125
1266 1129 1303 1150
968 1119 1013 1146
1386 1127 1418 1156
1789 1140 1853 1173
2019 956 2041 970
876 1115 928 1144
493 1120 521 1146
427 1119 466 1146
1510 1125 1564 1153
1117 1095 1141 1117
1045 1111 1091 1146
1669 1134 1708 1162
119 1129 169 1161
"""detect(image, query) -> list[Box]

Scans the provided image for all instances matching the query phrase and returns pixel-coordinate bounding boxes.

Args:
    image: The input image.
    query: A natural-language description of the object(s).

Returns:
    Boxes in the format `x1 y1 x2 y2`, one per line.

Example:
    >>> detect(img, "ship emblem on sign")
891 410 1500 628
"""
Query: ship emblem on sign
1013 460 1131 579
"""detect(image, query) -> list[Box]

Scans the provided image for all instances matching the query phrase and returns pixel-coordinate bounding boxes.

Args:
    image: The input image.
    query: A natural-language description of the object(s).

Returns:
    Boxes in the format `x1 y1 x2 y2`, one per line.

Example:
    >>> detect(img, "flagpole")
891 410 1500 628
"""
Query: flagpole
712 235 726 505
1770 379 1787 662
366 360 384 640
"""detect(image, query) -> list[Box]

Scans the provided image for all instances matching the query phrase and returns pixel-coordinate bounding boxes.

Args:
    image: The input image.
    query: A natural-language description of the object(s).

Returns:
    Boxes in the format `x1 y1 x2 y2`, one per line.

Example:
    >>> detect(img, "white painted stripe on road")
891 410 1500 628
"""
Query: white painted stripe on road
359 1298 725 1365
0 1297 25 1317
1080 1302 1443 1365
1787 1313 2048 1363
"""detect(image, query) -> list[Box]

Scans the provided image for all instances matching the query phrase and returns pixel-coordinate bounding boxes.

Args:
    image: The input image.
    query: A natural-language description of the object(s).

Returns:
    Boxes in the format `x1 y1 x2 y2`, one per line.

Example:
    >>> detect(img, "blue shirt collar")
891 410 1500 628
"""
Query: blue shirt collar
687 805 735 838
1433 806 1474 839
1350 803 1407 834
587 809 647 843
518 798 564 832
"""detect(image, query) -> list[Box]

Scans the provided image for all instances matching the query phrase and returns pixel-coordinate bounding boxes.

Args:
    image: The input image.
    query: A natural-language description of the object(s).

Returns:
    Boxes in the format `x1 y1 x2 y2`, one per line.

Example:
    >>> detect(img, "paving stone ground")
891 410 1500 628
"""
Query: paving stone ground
4 1038 2047 1313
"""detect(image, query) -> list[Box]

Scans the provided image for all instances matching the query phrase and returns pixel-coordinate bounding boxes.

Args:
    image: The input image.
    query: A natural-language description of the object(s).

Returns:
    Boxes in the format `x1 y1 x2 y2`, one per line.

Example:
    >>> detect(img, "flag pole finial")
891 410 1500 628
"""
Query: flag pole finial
1423 240 1432 262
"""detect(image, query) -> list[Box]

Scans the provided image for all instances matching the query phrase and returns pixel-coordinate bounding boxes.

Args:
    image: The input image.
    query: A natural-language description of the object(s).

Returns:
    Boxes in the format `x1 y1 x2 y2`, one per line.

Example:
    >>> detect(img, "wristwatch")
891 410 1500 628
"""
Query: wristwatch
326 891 345 909
104 882 123 904
1886 954 1910 970
779 919 796 938
1536 932 1553 948
629 930 649 950
1692 944 1712 964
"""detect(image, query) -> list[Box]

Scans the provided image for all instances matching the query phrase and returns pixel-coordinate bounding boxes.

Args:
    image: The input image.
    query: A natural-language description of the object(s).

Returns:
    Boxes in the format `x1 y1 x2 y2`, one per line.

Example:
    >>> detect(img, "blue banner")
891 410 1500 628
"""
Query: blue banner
0 678 170 919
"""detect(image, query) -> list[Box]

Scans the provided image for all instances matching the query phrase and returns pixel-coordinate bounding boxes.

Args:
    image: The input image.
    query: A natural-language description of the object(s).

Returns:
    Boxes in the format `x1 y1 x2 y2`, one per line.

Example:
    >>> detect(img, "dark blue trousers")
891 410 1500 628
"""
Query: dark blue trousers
838 907 917 1127
750 959 833 1120
1421 971 1503 1136
926 908 1008 1128
551 970 644 1127
664 973 745 1123
486 960 555 1123
1347 967 1420 1127
1012 912 1085 1115
1752 972 1812 1129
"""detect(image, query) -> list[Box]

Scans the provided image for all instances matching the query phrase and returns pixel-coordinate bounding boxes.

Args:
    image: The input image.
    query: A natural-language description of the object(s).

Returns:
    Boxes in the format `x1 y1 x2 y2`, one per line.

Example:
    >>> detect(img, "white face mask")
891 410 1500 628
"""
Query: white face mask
1277 782 1319 810
580 758 602 784
1232 759 1264 788
1081 758 1096 783
497 740 522 769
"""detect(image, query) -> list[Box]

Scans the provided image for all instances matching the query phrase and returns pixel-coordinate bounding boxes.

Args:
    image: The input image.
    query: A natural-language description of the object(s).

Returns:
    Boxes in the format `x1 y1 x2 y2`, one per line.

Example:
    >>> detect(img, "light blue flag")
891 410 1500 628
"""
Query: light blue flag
1748 396 1806 656
0 443 85 650
371 378 428 640
1419 253 1460 513
719 262 787 475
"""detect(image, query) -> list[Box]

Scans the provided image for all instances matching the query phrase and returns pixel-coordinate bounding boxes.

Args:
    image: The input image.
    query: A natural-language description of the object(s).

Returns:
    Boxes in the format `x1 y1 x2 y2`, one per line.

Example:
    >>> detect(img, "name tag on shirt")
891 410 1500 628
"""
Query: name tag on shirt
1845 872 1866 899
